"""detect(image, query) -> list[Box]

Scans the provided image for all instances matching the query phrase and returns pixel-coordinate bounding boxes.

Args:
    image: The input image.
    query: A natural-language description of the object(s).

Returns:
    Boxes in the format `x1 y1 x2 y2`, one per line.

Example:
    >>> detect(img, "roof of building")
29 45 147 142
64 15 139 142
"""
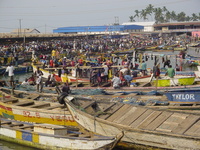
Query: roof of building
11 28 40 33
53 25 144 33
153 21 200 27
122 22 155 26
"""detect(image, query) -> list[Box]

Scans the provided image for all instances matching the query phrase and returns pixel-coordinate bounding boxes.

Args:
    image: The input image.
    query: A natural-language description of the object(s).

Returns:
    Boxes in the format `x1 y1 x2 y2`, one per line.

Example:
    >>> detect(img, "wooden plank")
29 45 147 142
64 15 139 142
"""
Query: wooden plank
14 101 35 106
184 120 200 136
130 109 154 128
137 111 162 129
118 107 147 126
98 103 116 112
18 125 34 129
113 106 137 124
156 113 188 133
45 105 65 110
81 101 96 109
145 111 173 130
106 104 132 122
28 103 50 108
3 98 18 103
10 123 23 127
172 115 200 134
98 103 124 120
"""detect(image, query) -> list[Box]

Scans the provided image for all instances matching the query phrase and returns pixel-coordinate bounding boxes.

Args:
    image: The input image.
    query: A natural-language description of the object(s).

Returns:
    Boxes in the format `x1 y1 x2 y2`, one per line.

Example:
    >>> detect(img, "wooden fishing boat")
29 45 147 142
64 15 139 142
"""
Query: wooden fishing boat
32 63 90 83
62 94 200 150
173 47 187 51
0 89 77 126
164 88 200 104
132 74 195 87
0 117 122 150
151 76 195 87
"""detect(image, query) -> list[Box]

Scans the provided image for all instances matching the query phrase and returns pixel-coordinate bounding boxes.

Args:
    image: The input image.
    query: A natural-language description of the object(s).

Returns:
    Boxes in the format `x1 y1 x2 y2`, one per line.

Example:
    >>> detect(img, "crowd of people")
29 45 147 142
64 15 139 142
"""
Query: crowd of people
1 33 196 91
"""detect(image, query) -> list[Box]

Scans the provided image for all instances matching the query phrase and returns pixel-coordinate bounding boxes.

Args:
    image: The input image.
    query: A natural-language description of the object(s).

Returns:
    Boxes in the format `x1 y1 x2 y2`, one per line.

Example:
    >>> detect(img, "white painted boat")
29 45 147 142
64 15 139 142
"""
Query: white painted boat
0 118 121 150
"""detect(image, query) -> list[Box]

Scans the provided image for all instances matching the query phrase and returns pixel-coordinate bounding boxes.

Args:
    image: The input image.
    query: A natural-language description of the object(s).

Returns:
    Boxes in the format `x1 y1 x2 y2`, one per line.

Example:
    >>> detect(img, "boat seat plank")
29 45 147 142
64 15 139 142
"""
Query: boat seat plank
99 103 116 112
137 111 162 129
145 111 173 131
119 107 148 126
0 121 12 125
172 115 200 134
2 98 18 103
14 101 35 106
81 101 96 109
18 125 34 129
106 104 131 122
98 103 124 120
44 105 65 110
184 120 200 136
24 95 40 100
10 123 24 127
28 103 50 108
130 109 154 128
156 113 188 133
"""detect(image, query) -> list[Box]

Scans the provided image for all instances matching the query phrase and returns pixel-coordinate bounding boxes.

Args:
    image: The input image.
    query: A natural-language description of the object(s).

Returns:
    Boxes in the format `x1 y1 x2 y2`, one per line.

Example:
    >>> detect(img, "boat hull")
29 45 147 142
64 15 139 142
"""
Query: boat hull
0 92 77 126
151 76 195 87
0 118 117 150
65 97 200 150
32 63 89 83
165 89 200 103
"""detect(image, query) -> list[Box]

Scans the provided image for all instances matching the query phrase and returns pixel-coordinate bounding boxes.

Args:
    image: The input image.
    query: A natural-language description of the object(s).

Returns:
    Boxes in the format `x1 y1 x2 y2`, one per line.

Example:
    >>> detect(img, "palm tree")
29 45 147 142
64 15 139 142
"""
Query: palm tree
133 10 140 21
176 12 186 22
140 9 148 21
185 16 191 22
162 6 168 13
154 7 163 23
145 4 154 20
171 11 177 22
129 16 135 22
165 11 171 22
191 13 198 21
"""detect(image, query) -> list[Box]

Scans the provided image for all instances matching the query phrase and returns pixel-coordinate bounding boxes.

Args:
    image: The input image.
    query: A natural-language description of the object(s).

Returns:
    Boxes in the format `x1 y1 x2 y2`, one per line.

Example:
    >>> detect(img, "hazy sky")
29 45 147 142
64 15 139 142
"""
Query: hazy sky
0 0 199 33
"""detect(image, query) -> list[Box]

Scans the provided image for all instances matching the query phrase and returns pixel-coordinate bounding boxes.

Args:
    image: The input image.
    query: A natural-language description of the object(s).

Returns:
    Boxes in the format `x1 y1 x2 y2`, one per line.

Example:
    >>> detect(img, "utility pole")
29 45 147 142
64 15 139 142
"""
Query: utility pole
19 19 22 37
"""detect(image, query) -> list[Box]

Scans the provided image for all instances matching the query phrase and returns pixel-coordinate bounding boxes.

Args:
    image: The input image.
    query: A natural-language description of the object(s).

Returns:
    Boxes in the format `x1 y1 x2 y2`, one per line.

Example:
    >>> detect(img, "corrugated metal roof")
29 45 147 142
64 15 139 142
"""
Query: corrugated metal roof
53 25 143 33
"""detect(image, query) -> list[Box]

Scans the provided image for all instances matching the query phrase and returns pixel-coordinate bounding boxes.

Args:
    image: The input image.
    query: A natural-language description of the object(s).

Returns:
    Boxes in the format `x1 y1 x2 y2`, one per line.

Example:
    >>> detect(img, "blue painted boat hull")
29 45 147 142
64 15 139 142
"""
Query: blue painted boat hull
165 89 200 103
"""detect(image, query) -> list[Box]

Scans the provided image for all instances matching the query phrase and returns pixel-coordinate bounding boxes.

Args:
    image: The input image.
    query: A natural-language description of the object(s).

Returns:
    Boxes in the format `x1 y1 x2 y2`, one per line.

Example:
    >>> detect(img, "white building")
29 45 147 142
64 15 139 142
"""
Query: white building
122 22 155 32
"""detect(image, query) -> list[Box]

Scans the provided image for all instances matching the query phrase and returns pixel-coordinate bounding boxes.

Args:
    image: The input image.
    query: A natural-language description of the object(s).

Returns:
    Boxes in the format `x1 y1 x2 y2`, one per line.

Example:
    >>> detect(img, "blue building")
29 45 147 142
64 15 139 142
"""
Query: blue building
53 25 144 34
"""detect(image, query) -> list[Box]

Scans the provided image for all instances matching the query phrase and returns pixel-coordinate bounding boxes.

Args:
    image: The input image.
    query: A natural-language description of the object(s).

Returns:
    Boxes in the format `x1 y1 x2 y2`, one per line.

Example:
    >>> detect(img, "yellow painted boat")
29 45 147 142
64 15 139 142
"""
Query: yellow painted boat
151 76 195 87
0 90 78 126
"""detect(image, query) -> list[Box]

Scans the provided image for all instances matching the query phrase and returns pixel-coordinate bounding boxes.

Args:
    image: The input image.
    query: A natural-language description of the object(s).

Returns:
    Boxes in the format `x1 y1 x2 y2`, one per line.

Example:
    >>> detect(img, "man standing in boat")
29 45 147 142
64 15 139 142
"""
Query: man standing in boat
165 65 176 86
4 63 15 87
35 67 43 92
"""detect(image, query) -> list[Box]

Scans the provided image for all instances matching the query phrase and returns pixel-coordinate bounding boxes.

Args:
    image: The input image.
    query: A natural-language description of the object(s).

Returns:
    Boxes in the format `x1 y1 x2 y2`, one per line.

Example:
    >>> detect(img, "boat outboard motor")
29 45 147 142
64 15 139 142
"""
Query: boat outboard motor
57 92 68 105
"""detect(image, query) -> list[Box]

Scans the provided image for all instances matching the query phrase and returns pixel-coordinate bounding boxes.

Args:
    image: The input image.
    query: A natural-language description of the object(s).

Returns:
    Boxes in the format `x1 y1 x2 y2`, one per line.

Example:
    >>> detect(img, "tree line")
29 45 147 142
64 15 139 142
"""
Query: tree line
129 4 200 23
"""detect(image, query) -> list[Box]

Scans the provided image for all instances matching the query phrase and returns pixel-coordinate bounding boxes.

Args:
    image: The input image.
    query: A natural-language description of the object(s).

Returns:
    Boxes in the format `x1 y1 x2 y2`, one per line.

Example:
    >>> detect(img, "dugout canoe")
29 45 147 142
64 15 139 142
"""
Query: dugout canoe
0 89 77 126
0 117 122 150
62 94 200 150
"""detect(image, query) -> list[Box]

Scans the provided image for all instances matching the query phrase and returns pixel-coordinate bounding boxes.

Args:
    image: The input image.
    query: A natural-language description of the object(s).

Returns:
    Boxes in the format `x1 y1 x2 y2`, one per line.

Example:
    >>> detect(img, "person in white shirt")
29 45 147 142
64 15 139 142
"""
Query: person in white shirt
5 64 15 87
111 74 121 89
36 74 43 93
